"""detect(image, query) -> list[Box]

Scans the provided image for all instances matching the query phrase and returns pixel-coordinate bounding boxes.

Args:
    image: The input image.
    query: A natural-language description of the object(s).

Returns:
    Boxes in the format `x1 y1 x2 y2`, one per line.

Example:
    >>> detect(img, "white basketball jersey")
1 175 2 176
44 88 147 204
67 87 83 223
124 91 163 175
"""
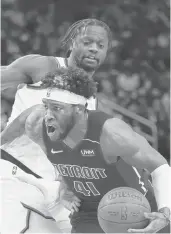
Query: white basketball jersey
0 159 70 233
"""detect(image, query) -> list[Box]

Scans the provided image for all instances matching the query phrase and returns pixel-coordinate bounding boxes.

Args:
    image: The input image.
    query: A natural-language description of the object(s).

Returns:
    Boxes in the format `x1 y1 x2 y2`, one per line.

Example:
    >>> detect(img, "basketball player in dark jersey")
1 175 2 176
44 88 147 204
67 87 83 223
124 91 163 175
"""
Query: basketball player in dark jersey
1 67 170 233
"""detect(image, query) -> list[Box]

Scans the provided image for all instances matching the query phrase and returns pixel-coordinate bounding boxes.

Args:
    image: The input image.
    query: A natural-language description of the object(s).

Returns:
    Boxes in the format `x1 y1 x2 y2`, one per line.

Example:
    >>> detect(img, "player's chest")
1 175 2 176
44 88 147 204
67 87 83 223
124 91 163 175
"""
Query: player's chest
47 140 105 170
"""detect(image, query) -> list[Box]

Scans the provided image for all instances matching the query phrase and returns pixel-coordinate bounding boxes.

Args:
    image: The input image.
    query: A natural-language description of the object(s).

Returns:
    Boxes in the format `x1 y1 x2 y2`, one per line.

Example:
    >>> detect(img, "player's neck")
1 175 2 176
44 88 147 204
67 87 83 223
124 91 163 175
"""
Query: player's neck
67 57 95 80
63 111 88 149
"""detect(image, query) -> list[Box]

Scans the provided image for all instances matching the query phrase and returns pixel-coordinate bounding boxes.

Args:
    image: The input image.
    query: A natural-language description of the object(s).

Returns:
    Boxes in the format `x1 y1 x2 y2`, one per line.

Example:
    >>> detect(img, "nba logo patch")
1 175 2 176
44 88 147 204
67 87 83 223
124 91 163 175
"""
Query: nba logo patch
46 88 52 97
12 166 17 175
81 149 95 157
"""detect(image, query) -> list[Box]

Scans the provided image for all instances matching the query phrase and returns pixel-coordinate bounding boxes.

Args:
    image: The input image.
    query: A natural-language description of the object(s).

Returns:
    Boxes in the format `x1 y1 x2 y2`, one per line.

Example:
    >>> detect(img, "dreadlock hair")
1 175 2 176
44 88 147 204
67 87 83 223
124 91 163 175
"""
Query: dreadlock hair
61 18 112 57
40 67 97 99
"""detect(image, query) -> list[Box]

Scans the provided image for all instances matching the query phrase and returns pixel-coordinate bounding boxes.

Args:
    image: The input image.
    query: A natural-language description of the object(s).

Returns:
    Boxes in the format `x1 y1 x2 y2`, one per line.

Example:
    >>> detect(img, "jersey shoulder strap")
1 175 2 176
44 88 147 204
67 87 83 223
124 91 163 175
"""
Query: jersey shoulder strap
86 111 112 142
55 57 66 68
86 96 98 110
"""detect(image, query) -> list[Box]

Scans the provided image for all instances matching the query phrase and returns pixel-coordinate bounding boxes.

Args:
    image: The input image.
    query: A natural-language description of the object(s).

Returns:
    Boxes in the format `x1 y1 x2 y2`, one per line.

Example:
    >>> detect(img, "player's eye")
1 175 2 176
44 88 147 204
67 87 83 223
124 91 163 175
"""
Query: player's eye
83 41 91 45
54 106 62 111
99 44 104 49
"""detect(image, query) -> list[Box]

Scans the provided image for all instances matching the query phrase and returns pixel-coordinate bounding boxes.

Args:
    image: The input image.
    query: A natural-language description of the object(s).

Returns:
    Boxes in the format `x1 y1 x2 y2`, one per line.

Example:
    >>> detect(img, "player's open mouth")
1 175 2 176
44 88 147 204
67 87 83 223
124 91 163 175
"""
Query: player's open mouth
47 125 56 134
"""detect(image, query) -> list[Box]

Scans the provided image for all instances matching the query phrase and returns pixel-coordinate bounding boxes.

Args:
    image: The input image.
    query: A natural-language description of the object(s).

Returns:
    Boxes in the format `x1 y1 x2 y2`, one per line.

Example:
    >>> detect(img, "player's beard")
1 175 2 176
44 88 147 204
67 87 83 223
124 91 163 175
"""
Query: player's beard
47 115 75 141
74 52 99 73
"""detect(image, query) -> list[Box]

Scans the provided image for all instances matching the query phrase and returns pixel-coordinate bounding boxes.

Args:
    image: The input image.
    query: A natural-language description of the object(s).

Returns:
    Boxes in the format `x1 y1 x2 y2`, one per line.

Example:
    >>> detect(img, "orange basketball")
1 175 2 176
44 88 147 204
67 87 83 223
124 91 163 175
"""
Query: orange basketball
98 187 151 233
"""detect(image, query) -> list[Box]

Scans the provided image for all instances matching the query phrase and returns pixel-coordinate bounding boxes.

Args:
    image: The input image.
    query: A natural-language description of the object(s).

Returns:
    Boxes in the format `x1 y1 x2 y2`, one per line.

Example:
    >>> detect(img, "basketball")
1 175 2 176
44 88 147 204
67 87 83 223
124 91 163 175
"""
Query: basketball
98 187 151 233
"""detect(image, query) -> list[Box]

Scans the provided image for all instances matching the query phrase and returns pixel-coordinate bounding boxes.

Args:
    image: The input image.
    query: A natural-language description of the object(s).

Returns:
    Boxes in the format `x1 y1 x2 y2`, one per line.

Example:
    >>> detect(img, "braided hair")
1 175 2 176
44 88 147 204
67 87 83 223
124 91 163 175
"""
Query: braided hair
61 18 112 56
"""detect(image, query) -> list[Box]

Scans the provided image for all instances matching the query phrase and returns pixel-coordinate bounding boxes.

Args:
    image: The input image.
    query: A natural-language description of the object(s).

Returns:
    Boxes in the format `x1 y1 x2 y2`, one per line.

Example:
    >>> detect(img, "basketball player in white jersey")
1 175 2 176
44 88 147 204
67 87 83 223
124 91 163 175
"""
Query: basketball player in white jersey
1 18 112 130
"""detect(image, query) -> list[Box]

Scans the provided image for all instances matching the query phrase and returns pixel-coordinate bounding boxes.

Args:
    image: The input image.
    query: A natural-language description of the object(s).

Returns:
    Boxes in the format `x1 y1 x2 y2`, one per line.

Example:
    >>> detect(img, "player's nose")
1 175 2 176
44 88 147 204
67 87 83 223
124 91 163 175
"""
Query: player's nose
45 109 55 121
89 43 98 53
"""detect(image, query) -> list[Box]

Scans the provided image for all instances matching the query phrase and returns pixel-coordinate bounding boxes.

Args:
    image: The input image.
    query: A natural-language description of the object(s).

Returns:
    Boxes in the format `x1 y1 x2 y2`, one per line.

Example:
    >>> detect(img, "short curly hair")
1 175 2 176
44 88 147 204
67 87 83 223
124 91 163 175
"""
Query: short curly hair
40 67 97 99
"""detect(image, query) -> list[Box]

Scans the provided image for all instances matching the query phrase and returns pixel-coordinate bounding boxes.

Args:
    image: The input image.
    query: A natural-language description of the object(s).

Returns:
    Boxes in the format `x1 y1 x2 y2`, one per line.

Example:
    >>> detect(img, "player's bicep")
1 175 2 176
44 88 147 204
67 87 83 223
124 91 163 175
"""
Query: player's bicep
1 64 29 90
127 132 168 172
101 118 167 172
100 118 138 162
1 54 47 90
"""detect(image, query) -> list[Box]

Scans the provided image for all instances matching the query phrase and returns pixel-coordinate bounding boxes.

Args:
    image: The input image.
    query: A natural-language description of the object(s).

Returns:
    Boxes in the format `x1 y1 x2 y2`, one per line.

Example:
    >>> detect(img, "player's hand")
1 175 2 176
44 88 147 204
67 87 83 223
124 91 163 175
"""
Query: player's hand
128 211 170 233
59 186 81 214
58 178 81 213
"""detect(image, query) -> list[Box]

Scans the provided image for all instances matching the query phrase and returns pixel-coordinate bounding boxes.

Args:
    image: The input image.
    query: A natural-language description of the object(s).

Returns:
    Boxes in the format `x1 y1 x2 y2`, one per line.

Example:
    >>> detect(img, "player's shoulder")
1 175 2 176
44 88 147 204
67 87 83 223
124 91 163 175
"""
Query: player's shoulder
103 117 133 135
101 117 136 153
88 110 111 122
87 110 112 131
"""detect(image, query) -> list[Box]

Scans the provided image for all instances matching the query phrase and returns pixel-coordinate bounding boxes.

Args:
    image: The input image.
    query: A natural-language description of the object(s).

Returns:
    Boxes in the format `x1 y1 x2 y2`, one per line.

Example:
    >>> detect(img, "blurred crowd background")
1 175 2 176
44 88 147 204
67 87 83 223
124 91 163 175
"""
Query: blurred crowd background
1 0 170 161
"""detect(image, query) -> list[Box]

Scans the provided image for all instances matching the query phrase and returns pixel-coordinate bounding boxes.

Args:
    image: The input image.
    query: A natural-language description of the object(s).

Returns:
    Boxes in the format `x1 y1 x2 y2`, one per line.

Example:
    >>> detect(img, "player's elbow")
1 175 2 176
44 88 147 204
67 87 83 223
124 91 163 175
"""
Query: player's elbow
141 148 168 173
151 154 168 173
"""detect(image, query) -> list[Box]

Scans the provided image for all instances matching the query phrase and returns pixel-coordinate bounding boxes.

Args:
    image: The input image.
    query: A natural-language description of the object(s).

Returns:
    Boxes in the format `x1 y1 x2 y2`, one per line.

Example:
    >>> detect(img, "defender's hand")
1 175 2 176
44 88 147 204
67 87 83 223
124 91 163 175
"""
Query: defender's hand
128 211 170 233
59 187 81 214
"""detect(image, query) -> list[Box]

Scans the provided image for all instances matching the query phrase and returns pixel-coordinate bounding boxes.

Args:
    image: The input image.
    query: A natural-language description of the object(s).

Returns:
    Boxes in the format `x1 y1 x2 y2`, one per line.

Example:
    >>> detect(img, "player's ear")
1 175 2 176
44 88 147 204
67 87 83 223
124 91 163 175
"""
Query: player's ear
75 105 85 114
70 38 78 50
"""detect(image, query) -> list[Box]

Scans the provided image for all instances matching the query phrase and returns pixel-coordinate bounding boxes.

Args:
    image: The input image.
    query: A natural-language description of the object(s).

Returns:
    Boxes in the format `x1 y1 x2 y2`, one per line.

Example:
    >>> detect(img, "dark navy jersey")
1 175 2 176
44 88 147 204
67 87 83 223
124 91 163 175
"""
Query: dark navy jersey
43 111 153 207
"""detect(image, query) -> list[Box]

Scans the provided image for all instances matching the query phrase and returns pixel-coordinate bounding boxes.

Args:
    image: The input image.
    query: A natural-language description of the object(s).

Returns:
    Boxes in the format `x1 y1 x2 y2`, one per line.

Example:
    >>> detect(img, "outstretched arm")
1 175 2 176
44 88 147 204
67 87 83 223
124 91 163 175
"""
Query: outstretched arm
101 118 170 233
1 55 58 97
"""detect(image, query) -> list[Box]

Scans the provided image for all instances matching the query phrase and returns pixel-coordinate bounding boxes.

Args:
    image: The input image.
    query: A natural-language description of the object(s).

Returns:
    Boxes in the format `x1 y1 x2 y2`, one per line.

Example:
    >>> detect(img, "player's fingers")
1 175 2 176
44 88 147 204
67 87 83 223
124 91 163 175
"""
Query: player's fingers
73 200 81 207
61 200 75 212
144 212 163 219
71 202 79 212
72 195 81 203
61 190 81 203
128 228 147 233
128 221 158 233
70 208 75 215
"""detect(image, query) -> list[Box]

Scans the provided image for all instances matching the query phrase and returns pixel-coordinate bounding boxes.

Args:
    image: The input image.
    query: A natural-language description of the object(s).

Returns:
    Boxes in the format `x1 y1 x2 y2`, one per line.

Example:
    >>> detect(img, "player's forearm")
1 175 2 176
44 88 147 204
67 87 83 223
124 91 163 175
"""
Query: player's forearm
45 179 70 221
1 67 29 90
46 195 68 222
151 164 171 212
